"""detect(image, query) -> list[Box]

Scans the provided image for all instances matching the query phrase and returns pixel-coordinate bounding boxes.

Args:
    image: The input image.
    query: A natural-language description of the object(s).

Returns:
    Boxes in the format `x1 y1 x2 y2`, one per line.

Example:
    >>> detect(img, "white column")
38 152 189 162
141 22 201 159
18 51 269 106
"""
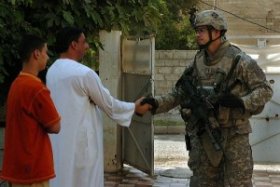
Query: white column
99 30 123 172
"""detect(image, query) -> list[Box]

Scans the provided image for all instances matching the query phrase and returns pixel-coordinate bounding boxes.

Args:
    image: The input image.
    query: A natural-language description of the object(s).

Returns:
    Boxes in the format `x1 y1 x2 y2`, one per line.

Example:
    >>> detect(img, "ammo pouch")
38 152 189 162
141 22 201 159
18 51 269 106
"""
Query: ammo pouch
180 108 192 121
180 108 199 132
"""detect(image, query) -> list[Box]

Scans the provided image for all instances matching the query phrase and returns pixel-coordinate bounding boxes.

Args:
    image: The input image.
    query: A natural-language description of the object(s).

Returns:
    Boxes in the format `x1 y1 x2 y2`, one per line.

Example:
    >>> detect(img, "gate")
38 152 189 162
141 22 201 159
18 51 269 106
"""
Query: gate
121 36 155 175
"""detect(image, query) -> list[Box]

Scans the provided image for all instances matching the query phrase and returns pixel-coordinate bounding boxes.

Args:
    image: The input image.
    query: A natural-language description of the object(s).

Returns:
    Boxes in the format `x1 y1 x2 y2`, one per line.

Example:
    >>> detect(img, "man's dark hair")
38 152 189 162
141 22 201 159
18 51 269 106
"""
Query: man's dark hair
19 34 46 63
55 27 84 54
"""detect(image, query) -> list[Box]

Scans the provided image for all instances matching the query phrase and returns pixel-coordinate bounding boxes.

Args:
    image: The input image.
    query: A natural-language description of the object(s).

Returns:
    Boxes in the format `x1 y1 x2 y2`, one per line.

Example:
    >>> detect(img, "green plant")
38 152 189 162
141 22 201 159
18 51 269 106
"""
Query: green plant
0 0 165 104
155 0 198 49
0 0 198 107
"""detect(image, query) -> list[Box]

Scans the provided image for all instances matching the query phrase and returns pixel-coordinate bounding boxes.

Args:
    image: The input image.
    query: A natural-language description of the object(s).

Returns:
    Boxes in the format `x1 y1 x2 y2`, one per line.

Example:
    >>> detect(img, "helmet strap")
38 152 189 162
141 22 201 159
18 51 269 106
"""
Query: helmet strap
198 26 224 50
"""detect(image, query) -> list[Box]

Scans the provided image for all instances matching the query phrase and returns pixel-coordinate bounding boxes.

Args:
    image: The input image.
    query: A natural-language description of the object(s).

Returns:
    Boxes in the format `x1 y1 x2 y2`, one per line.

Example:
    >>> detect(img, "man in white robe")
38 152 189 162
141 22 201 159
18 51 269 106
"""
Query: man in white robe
46 27 151 187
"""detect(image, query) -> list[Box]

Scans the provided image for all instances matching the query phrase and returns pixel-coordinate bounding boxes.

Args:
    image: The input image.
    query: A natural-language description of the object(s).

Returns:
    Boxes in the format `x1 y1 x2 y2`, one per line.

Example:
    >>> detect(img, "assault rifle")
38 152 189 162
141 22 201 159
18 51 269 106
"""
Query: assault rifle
176 67 222 151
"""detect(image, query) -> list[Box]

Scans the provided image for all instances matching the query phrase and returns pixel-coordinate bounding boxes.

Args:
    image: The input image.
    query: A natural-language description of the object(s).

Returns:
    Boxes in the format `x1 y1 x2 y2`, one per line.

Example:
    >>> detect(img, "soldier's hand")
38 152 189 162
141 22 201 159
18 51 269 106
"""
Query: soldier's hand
217 94 244 109
135 97 153 116
140 97 159 114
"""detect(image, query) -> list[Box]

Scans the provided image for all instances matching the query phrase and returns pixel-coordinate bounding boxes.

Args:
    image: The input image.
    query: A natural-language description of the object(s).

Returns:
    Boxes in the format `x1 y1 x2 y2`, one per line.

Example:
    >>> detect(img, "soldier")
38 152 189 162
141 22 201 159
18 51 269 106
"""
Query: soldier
143 9 273 187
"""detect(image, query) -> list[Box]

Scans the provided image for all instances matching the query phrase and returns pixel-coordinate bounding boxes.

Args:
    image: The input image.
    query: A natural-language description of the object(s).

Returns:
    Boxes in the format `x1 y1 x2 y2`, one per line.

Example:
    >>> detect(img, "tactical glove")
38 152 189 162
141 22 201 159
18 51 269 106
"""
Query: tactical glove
141 97 159 114
217 94 245 109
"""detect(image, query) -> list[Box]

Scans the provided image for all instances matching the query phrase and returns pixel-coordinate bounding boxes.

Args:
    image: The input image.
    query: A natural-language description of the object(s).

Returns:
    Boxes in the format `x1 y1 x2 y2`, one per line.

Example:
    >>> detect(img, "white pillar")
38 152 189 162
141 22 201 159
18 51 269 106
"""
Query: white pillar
99 30 123 172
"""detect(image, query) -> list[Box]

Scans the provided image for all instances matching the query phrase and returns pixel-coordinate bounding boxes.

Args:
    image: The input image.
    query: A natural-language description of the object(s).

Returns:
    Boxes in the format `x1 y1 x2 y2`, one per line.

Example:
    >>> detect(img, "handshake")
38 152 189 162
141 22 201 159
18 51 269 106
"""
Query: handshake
134 96 159 116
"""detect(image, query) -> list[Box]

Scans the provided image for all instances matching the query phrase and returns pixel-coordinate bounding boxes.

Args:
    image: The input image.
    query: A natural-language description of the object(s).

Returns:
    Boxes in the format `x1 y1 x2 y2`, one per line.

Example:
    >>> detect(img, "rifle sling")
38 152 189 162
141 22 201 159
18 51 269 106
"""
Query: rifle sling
223 53 242 92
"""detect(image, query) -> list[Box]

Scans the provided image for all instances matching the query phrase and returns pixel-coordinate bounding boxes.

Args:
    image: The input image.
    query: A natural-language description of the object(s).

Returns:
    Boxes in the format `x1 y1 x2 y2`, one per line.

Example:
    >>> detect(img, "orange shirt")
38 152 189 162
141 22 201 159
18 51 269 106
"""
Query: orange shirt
1 72 60 184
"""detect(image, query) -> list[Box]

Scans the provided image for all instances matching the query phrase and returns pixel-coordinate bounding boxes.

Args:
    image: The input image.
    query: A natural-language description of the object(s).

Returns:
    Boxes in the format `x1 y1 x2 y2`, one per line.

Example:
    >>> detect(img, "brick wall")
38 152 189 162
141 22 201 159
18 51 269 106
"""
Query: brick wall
154 50 197 96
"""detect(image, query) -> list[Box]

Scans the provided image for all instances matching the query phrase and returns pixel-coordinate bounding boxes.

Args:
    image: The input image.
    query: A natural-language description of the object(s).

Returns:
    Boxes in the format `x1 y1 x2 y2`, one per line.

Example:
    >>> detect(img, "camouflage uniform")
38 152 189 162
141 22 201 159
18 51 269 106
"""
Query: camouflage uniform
155 10 273 187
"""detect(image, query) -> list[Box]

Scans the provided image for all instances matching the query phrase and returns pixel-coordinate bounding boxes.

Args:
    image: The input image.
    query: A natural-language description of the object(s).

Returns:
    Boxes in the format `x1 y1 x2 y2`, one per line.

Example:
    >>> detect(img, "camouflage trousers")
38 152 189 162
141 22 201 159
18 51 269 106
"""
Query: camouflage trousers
188 129 253 187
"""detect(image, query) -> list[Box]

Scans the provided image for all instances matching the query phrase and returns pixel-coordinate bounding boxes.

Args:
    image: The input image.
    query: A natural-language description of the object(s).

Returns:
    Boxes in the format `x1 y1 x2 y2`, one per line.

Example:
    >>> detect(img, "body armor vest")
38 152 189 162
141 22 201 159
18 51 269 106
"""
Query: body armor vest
193 41 252 134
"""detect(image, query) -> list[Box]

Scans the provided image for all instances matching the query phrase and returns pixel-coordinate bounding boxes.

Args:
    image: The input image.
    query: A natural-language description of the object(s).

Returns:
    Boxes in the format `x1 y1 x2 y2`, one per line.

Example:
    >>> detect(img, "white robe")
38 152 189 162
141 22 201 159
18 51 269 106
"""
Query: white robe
46 59 135 187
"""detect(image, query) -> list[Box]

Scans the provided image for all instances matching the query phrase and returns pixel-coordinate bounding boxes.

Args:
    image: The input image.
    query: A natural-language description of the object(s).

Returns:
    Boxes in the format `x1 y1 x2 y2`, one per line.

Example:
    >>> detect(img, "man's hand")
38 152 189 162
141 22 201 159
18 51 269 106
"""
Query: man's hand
217 94 244 109
134 97 153 116
140 97 159 114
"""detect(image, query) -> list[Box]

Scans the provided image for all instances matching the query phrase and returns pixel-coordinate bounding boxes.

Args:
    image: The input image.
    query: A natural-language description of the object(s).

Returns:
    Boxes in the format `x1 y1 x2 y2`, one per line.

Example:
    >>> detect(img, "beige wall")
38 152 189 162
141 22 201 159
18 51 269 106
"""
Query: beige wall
197 0 280 46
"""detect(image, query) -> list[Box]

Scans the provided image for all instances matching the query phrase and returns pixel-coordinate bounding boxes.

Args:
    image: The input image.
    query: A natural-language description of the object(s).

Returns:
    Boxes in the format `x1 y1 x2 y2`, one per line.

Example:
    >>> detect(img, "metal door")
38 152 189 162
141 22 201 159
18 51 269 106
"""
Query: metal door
249 73 280 162
121 36 154 175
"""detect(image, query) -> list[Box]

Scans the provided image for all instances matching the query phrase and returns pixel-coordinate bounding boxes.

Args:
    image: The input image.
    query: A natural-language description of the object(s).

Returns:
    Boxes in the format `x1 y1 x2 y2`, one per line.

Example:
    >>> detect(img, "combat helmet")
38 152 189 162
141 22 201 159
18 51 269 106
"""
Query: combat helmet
193 9 227 31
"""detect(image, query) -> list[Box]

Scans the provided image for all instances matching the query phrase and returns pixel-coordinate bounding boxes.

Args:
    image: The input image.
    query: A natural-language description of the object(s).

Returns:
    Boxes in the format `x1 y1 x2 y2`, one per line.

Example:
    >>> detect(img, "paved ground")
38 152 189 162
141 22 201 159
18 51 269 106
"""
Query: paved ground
105 134 280 187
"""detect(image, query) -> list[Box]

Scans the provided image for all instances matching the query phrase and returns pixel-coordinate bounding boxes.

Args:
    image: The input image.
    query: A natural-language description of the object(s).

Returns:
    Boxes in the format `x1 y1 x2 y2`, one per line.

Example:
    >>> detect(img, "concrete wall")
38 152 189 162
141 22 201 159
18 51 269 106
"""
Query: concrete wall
154 50 197 96
197 0 280 46
198 0 280 35
99 30 123 172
